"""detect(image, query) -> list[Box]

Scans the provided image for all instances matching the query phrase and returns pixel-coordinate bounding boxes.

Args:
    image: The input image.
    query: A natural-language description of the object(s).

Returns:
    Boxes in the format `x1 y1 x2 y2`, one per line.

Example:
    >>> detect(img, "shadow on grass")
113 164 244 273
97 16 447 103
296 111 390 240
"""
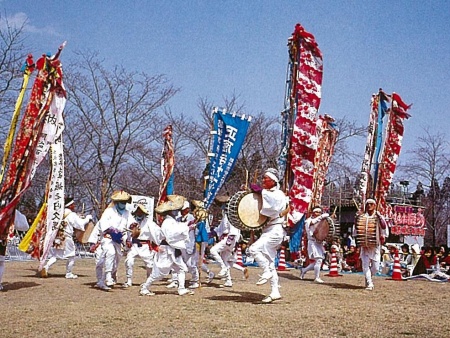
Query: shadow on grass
279 272 300 281
2 281 41 291
323 281 363 290
205 289 266 304
280 273 363 289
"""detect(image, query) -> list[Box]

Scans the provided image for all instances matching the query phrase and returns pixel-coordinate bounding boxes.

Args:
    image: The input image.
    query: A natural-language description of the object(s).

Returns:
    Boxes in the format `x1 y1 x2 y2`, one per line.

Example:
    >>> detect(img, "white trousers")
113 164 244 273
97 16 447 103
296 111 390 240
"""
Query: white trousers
101 238 122 282
249 232 284 298
125 243 155 280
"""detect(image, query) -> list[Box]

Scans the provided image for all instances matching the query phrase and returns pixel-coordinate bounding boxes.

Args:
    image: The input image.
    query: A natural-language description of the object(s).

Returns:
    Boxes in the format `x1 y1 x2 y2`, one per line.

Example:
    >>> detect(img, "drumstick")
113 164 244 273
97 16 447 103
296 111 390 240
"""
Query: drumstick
352 198 360 210
331 205 338 219
244 169 249 190
252 169 259 184
279 205 290 218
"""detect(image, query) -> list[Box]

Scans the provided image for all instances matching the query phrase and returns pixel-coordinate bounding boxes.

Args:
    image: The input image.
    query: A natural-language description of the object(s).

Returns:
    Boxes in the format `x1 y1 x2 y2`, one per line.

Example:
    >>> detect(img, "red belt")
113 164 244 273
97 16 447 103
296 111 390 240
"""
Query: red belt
138 240 151 245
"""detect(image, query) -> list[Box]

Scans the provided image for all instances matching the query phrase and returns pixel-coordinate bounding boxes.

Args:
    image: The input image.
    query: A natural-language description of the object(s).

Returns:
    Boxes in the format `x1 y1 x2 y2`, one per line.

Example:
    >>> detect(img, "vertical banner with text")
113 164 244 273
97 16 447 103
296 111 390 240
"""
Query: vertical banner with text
204 109 251 209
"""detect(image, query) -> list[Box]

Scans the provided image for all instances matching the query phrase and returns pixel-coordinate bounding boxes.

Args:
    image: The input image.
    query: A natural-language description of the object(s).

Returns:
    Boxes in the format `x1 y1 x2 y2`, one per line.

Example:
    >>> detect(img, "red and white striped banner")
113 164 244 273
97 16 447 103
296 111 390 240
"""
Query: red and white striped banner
288 23 323 224
375 93 411 216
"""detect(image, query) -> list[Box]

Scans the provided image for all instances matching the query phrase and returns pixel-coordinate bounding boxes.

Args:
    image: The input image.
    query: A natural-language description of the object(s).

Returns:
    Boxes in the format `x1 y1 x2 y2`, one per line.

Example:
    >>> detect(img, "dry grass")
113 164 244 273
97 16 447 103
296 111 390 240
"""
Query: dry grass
1 259 449 338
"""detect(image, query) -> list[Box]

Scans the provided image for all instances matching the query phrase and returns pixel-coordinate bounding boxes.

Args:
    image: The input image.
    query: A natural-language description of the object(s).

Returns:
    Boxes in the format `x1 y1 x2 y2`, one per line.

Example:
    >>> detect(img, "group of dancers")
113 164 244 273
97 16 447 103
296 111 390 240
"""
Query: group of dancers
36 167 288 303
4 167 389 300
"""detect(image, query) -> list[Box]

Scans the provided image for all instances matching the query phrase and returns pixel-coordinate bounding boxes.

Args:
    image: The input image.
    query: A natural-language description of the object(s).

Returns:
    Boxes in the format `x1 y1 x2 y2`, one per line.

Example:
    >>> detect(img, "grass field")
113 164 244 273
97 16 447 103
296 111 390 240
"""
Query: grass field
1 258 449 338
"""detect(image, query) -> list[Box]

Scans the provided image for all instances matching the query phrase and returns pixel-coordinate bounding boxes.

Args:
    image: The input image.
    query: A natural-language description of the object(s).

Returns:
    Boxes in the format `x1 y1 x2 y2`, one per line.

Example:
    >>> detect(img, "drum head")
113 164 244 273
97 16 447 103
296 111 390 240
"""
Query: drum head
75 220 95 244
313 218 330 242
237 193 267 229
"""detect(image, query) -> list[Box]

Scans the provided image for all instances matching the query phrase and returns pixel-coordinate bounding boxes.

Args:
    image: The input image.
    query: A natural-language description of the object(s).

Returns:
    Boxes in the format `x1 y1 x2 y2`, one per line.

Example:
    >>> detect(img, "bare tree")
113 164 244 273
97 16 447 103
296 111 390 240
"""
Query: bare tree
327 116 367 180
0 14 28 146
63 51 178 215
400 129 450 245
166 95 281 198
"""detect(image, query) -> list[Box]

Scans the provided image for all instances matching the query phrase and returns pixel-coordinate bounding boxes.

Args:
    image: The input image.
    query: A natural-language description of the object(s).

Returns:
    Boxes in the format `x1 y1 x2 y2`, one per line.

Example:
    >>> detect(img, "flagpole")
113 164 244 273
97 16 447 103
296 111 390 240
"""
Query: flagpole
197 107 217 288
0 55 35 185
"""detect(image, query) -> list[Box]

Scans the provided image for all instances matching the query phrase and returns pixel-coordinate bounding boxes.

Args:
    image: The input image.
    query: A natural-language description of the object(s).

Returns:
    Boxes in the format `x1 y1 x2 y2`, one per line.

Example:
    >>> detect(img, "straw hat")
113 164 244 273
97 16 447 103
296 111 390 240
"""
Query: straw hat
215 195 230 204
155 198 184 214
167 194 186 205
133 203 149 215
191 200 205 208
111 190 132 203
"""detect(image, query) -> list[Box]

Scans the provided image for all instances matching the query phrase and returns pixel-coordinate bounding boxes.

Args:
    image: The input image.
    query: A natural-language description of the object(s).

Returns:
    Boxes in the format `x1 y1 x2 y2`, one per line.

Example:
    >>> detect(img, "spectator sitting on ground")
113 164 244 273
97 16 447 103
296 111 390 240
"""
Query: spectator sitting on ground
410 244 421 267
342 245 361 272
381 245 396 275
438 245 450 274
412 246 438 275
399 243 412 277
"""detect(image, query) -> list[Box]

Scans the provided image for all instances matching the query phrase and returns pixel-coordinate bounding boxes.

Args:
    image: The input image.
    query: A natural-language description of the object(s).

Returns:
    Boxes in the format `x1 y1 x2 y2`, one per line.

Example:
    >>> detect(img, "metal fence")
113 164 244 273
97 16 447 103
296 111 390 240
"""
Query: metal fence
5 235 94 261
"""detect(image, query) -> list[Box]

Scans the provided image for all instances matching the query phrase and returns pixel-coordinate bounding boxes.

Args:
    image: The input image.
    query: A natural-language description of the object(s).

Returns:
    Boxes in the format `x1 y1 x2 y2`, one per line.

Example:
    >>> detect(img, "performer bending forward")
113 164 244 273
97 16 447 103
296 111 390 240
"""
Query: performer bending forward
123 204 159 288
209 196 248 288
300 206 329 283
248 168 287 303
140 197 193 297
354 198 388 291
98 191 134 288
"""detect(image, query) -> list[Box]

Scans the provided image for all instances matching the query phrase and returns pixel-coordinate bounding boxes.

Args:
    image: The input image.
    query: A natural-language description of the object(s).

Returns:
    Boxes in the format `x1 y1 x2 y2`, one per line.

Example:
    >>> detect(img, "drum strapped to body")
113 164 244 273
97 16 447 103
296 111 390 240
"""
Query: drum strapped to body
226 191 268 231
74 220 95 244
355 214 378 247
327 220 340 244
313 217 339 243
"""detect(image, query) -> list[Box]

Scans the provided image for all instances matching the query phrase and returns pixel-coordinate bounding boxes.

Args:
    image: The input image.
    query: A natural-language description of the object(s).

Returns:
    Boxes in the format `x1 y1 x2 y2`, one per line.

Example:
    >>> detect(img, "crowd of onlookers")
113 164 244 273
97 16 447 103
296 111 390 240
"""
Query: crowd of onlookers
320 240 450 278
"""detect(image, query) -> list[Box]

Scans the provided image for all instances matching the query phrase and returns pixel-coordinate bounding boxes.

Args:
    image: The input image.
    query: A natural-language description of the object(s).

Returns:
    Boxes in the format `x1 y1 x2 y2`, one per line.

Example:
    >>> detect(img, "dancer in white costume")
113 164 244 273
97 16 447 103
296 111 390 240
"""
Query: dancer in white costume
248 168 287 303
41 198 92 279
98 191 134 287
210 196 248 287
353 198 388 291
123 204 160 287
140 196 193 296
166 201 201 289
300 206 329 283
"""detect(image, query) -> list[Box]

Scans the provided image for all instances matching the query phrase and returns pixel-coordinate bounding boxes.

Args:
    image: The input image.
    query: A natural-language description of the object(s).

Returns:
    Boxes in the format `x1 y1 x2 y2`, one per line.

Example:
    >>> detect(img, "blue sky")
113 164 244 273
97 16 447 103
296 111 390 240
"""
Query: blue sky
1 1 450 162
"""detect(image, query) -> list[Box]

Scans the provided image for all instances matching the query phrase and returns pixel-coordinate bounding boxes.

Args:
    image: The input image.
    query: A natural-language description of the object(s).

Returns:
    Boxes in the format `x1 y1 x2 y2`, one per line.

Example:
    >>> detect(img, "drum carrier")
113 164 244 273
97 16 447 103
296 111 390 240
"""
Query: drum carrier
226 191 268 231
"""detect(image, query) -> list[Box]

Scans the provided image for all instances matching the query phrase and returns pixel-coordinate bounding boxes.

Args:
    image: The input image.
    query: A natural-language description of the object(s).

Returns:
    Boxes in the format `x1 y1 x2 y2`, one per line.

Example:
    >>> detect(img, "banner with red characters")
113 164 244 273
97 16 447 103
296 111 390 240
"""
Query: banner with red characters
390 205 425 236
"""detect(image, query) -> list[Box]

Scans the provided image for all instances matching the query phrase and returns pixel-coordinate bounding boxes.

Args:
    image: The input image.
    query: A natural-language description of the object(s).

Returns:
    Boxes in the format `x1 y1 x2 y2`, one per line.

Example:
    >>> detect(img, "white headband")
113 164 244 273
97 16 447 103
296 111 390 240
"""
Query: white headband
365 199 376 205
264 172 279 183
312 207 322 213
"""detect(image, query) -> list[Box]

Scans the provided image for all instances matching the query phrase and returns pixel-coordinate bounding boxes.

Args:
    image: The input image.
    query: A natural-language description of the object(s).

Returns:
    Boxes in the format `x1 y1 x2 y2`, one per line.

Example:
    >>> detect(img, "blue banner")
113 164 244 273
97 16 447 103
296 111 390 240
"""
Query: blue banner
277 108 290 178
289 215 305 254
372 95 389 190
204 109 251 208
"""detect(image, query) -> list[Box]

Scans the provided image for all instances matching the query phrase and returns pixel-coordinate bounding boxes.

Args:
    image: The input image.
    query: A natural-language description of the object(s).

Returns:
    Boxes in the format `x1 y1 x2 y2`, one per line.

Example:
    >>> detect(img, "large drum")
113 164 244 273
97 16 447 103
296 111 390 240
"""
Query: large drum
355 214 378 247
313 217 331 241
327 220 340 243
313 217 340 243
74 220 95 244
226 191 268 231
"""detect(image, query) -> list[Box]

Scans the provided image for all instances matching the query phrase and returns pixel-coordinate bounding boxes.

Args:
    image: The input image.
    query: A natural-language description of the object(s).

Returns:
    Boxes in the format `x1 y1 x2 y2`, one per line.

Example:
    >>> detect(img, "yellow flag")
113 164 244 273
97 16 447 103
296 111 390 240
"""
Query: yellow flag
18 203 46 253
0 71 31 184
